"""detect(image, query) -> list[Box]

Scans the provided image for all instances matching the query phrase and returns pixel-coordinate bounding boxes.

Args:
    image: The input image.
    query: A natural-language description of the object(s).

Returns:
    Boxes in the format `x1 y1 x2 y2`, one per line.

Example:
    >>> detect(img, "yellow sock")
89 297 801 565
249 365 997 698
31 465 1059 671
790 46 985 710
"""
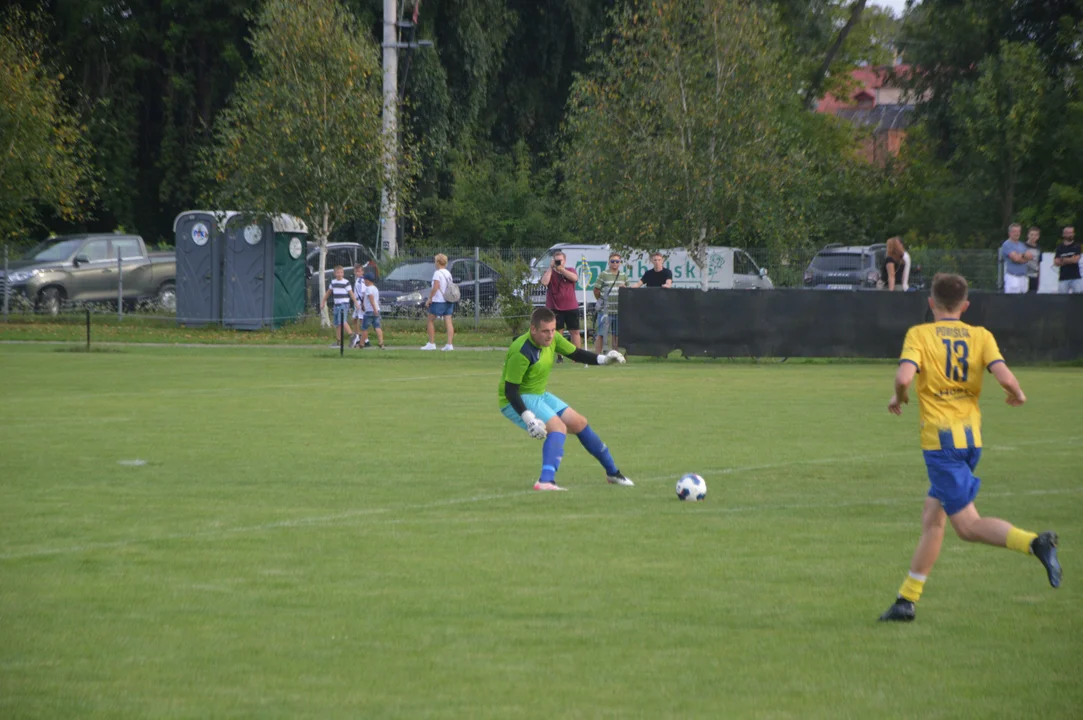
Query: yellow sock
1006 527 1038 555
898 572 926 603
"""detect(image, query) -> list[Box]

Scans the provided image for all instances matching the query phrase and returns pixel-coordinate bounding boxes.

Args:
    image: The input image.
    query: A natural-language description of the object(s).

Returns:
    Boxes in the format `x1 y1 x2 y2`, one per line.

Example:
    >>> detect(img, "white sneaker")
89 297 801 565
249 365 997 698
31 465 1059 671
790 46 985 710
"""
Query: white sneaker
420 343 437 350
606 473 634 487
441 344 454 351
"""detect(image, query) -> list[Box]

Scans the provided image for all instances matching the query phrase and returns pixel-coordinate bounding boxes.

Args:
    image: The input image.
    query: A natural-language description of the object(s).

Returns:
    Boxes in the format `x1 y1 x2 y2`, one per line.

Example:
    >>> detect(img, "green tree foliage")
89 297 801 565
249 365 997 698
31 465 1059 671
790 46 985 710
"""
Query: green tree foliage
427 141 566 248
201 0 392 324
955 41 1049 229
897 0 1083 244
0 9 96 246
562 0 818 284
17 0 259 241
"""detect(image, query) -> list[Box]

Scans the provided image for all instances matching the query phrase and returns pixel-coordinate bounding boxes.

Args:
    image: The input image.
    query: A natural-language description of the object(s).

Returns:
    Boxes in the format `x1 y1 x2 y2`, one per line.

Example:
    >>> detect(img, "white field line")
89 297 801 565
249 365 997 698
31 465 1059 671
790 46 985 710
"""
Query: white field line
0 370 494 405
0 492 526 561
1 437 1079 561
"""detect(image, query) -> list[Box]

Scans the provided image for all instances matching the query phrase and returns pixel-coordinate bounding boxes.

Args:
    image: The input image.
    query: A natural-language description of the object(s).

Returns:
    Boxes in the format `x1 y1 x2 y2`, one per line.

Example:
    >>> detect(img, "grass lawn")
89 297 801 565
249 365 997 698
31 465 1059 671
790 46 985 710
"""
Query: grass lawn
0 312 522 348
1 344 1080 719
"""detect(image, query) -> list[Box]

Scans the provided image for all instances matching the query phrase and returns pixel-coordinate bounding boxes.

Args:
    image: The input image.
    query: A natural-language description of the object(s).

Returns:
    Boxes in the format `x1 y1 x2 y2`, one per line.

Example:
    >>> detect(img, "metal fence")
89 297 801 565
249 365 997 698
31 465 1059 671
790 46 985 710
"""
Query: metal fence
743 247 1003 290
1 243 1011 329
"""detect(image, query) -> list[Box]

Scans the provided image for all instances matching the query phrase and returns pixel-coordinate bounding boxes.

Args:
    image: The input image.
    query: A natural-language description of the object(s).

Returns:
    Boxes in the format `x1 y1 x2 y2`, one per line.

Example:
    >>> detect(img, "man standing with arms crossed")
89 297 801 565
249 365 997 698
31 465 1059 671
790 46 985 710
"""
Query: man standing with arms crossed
1054 226 1081 294
999 223 1033 294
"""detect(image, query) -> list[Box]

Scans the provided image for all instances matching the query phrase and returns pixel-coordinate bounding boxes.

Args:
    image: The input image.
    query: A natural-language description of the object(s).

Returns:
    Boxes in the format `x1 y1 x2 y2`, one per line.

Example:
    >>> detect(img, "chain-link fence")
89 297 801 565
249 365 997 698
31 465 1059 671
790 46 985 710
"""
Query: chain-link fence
1 243 1012 334
744 247 1003 291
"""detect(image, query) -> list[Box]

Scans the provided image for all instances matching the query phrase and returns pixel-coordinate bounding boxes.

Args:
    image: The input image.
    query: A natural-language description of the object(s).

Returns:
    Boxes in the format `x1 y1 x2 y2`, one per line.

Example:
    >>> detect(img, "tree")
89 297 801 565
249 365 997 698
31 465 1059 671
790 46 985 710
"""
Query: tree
562 0 814 287
0 9 96 247
955 41 1049 229
428 140 567 248
201 0 393 325
890 1 1083 243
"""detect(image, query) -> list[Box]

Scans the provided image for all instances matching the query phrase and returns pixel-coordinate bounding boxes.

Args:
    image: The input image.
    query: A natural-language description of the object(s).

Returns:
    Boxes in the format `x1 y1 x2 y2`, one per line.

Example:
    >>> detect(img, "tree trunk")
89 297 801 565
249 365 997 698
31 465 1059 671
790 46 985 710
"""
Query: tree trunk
316 234 330 328
692 227 709 292
1001 154 1015 230
805 0 868 109
317 206 332 328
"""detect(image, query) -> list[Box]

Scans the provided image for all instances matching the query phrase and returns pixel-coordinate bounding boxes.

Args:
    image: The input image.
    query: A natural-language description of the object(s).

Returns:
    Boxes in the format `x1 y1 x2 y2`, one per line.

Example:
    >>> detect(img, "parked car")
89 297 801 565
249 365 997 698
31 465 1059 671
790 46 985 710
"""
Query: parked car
380 257 500 314
2 234 176 314
803 243 887 290
305 241 377 307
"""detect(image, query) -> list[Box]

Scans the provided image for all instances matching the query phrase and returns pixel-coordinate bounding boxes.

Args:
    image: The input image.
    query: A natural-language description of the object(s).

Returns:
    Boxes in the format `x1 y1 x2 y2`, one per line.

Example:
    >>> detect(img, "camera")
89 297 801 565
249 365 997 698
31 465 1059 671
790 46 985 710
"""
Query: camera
554 259 562 266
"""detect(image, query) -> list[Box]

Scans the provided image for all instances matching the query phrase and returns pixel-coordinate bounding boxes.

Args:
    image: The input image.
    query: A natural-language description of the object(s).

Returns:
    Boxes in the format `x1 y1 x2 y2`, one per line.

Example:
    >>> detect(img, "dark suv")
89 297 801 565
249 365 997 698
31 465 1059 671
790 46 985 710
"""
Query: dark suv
803 243 886 290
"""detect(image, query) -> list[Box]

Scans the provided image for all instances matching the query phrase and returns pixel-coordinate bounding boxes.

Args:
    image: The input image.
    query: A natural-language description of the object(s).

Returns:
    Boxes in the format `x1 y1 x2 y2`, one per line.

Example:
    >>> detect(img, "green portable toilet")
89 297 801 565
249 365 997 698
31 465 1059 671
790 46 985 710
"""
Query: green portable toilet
223 213 308 330
271 215 308 328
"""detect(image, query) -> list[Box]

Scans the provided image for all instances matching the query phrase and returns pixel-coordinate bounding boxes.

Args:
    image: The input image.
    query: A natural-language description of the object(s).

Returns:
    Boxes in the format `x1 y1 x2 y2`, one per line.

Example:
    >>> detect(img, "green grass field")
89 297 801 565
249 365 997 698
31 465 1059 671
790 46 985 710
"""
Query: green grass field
1 344 1080 719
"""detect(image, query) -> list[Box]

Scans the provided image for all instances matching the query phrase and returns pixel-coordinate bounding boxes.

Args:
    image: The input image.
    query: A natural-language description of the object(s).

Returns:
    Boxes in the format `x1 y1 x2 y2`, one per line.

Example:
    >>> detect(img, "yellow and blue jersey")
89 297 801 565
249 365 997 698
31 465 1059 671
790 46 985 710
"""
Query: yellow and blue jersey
899 320 1005 451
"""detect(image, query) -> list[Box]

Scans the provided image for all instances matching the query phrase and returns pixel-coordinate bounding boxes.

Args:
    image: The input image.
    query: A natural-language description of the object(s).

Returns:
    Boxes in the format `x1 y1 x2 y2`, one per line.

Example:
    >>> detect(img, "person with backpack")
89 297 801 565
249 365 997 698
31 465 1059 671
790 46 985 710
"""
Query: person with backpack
422 253 456 351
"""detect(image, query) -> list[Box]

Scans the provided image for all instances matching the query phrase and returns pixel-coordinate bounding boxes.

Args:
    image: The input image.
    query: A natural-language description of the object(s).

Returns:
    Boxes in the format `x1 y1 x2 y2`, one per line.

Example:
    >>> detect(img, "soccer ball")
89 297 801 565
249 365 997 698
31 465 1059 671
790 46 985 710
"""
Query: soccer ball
675 473 707 501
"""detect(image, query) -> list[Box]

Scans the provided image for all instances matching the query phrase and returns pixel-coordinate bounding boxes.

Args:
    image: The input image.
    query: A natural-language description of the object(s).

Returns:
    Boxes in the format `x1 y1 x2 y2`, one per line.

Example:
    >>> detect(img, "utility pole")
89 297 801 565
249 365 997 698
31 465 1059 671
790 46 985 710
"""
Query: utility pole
381 0 399 257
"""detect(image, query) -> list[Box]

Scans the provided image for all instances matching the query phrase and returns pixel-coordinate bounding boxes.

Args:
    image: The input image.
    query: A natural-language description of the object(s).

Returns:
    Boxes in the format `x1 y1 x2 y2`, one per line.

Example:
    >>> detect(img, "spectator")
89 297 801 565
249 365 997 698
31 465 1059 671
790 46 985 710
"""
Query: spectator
359 270 385 349
422 253 455 351
999 223 1032 294
593 252 628 353
631 251 674 288
350 262 367 349
1025 226 1042 293
320 265 358 348
881 237 911 291
1054 226 1082 294
541 250 582 349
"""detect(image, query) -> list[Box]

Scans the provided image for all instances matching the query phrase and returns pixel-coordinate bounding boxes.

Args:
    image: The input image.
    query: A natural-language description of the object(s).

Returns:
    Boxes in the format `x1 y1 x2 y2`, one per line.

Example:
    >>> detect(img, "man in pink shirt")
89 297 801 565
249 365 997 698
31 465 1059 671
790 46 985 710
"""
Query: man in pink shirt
541 250 582 349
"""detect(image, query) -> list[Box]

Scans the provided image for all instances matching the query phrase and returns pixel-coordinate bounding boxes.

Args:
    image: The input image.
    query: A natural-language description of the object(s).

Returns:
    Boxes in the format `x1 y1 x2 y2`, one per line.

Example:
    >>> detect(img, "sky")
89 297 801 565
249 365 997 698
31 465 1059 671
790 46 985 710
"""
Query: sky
869 0 913 17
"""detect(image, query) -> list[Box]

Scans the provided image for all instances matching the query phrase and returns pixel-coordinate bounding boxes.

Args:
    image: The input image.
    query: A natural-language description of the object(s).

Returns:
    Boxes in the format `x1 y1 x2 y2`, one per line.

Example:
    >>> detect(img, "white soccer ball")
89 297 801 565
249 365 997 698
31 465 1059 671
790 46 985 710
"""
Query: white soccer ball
675 473 707 501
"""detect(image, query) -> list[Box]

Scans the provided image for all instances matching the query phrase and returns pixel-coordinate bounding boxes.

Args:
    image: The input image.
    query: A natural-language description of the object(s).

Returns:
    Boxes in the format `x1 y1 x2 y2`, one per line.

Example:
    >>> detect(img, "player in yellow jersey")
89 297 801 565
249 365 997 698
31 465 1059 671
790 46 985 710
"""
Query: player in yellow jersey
879 273 1061 622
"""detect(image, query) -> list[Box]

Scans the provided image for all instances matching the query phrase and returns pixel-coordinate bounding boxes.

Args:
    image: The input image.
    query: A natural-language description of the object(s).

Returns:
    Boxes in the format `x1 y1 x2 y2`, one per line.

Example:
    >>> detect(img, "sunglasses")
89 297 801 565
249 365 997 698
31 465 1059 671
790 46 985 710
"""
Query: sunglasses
609 259 621 263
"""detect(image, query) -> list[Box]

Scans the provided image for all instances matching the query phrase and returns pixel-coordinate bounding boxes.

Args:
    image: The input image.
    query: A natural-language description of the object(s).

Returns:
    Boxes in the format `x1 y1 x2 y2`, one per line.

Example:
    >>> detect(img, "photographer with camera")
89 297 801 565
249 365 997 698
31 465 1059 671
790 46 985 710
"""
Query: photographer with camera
540 250 582 351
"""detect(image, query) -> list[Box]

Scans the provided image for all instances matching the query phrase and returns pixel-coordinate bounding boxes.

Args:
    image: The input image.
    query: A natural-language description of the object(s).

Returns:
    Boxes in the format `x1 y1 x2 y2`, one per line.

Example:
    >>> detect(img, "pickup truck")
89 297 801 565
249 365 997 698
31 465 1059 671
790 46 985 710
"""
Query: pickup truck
2 234 177 314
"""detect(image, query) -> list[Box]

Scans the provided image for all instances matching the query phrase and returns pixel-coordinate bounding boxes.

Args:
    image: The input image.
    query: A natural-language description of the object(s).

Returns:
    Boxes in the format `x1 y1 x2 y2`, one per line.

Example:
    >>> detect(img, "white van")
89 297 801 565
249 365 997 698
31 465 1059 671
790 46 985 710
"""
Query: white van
528 243 772 306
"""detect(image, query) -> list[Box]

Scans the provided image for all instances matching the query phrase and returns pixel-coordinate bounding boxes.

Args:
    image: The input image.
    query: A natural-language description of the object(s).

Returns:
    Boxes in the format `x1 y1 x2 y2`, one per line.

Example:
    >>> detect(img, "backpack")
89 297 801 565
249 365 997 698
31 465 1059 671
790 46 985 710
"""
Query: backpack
443 270 461 303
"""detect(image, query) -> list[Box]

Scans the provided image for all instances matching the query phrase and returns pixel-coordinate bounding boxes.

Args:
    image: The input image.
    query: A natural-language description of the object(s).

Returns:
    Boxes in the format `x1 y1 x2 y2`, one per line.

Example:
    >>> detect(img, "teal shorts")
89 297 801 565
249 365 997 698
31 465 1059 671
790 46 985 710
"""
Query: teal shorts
500 392 569 429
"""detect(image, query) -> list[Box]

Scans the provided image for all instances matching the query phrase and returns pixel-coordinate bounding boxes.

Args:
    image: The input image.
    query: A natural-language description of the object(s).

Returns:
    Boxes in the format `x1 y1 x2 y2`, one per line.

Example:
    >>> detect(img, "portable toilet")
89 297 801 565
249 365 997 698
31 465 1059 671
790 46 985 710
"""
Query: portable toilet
270 215 308 328
174 210 237 326
222 213 308 330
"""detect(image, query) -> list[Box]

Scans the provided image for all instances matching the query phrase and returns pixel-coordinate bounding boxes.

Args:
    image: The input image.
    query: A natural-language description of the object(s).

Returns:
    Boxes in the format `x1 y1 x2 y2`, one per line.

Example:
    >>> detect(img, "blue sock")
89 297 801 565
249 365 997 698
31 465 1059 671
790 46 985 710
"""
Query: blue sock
540 432 566 483
577 425 618 475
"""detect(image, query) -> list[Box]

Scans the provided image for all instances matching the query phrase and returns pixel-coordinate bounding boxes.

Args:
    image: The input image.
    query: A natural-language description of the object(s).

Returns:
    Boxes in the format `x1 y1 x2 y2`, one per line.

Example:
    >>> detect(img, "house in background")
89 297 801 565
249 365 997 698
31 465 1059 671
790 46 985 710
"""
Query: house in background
817 65 924 164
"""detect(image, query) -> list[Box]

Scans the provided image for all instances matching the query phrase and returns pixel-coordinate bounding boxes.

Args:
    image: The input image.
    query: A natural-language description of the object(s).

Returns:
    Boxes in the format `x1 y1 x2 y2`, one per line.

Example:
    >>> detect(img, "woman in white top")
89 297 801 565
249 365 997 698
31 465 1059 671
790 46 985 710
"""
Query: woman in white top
421 253 455 351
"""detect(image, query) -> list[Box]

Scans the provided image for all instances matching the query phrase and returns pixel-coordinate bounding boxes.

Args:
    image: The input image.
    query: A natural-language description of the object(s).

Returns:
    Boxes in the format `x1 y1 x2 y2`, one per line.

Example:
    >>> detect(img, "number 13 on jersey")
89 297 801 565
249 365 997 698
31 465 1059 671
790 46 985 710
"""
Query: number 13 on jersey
943 339 969 381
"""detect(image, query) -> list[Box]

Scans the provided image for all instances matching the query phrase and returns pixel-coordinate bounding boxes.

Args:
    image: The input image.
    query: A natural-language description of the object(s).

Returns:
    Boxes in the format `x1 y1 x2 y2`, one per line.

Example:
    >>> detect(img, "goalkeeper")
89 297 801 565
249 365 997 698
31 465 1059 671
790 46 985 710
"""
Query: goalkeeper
499 307 633 491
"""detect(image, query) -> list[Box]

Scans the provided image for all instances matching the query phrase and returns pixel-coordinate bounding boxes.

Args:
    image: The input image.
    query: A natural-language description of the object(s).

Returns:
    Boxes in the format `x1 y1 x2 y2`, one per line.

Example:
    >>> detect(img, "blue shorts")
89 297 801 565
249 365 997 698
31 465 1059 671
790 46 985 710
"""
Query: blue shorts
332 304 350 327
361 312 381 330
429 301 455 317
596 313 618 336
923 447 983 515
500 392 569 430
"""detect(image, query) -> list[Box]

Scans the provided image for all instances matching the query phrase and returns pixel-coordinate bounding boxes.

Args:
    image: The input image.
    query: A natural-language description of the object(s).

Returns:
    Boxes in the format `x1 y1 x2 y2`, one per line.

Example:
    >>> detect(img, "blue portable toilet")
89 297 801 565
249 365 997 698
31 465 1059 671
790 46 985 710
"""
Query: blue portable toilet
174 210 238 326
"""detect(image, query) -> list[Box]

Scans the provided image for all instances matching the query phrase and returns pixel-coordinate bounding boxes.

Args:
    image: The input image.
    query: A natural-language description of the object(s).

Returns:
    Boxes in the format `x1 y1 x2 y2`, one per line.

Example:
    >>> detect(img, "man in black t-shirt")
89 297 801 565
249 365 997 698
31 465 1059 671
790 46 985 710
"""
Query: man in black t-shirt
632 251 674 288
1054 226 1082 294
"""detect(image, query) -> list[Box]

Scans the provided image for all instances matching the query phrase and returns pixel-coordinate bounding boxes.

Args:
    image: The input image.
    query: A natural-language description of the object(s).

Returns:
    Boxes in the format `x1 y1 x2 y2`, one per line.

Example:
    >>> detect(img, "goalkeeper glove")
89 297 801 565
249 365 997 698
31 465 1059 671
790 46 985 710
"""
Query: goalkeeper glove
599 349 626 365
521 410 547 440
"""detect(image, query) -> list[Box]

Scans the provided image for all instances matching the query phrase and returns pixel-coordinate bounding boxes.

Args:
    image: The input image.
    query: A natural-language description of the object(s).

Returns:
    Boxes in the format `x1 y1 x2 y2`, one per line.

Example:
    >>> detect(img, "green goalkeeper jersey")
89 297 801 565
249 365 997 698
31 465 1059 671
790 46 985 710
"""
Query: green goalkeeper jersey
498 331 578 407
